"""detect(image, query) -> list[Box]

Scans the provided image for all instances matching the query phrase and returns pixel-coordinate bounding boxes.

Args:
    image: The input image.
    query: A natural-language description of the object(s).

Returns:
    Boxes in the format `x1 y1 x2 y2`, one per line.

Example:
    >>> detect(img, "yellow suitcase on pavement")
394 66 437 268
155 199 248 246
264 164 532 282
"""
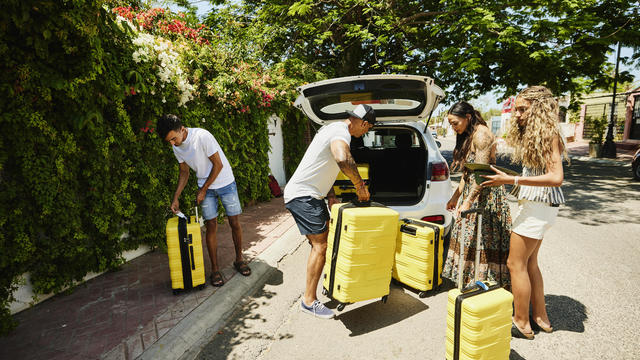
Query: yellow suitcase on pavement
333 163 370 198
322 201 399 311
166 212 206 294
393 218 444 297
445 208 512 360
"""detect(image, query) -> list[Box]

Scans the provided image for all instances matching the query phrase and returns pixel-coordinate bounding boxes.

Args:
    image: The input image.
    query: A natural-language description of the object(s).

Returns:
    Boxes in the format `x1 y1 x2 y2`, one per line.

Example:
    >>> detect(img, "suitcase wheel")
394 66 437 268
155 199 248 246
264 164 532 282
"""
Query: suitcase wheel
197 284 206 291
322 288 328 296
172 289 180 296
337 303 346 312
418 291 428 298
381 295 388 304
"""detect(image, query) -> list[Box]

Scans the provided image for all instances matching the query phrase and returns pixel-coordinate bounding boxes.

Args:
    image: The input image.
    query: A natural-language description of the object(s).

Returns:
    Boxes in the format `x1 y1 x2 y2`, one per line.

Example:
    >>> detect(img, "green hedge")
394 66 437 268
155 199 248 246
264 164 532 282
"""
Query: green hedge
0 0 321 334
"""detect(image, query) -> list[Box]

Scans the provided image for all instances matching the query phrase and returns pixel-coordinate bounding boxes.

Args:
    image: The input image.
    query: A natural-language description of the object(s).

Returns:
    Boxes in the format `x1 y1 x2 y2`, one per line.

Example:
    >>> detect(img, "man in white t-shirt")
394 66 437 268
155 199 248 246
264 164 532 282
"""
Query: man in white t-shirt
157 114 251 287
284 104 376 319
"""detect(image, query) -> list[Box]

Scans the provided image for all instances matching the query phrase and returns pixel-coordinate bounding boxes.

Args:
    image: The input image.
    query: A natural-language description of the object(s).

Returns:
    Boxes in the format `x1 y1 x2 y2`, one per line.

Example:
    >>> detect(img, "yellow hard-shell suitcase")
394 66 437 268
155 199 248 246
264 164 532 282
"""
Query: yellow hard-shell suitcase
166 211 206 294
333 163 370 197
322 201 399 312
445 208 512 360
393 218 444 297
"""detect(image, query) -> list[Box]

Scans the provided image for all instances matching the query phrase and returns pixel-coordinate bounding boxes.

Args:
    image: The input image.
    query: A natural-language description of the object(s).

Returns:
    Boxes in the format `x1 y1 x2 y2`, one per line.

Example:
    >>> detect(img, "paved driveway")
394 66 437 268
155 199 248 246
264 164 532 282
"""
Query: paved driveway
197 138 640 360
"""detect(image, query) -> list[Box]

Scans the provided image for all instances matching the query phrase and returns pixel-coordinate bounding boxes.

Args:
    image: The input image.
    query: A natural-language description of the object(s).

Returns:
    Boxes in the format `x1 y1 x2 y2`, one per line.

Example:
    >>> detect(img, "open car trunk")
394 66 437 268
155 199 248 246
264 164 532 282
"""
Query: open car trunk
340 126 428 205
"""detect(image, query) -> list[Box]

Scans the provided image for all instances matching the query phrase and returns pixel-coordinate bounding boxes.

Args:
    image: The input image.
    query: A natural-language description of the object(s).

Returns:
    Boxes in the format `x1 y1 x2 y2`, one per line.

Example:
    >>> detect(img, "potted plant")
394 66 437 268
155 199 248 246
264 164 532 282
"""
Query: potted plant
588 116 607 157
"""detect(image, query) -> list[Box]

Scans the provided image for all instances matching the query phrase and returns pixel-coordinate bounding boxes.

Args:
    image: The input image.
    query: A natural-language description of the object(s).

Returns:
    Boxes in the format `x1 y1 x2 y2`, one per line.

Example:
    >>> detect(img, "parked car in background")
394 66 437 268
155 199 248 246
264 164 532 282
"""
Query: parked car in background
294 74 453 237
633 148 640 181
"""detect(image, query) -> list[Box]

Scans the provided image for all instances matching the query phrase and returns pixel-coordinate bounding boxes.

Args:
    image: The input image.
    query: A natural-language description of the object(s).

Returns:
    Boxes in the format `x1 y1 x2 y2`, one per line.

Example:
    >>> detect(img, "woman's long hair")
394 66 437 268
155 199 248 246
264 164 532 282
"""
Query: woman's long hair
505 86 568 170
449 101 487 171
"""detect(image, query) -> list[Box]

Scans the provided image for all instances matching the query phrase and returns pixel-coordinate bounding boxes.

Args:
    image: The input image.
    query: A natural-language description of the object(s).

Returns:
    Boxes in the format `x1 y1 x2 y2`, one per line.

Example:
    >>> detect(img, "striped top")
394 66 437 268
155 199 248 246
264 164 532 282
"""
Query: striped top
518 166 565 204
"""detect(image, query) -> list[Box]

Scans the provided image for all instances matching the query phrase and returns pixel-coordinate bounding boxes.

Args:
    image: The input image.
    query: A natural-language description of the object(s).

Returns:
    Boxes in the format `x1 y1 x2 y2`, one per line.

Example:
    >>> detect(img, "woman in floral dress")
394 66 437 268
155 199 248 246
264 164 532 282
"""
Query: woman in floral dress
442 102 512 289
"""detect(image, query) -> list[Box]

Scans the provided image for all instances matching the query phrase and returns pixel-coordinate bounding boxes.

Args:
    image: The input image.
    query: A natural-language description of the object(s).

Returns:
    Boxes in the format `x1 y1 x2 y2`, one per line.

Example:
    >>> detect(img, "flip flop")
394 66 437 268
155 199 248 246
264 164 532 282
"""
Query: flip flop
233 261 252 276
511 321 535 340
210 271 225 287
530 316 553 333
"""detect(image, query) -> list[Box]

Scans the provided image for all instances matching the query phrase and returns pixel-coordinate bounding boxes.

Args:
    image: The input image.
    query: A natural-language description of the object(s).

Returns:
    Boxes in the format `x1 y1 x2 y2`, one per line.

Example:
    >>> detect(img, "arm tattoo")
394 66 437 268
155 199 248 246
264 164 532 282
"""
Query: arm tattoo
473 129 494 164
468 129 495 202
337 151 363 187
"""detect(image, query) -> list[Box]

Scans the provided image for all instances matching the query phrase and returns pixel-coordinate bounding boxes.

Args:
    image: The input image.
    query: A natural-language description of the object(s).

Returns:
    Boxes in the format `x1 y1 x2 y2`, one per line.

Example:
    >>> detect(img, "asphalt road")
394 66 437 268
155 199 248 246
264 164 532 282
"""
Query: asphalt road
196 136 640 360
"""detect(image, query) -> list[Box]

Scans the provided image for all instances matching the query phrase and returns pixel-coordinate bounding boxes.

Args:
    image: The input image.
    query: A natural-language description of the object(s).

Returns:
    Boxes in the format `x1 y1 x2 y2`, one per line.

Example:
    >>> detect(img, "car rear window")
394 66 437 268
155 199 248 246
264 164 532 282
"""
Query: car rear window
302 79 427 121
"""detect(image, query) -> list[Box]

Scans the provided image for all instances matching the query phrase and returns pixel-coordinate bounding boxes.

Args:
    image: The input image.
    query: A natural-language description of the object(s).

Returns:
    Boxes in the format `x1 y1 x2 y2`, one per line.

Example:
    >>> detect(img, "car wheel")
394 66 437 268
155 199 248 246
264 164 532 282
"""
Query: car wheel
634 163 640 181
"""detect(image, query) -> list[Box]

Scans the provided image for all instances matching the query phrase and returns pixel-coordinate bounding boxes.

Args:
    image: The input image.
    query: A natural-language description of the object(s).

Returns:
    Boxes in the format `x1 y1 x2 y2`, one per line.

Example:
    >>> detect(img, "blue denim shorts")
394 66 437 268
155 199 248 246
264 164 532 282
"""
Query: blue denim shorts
285 196 330 235
199 181 242 220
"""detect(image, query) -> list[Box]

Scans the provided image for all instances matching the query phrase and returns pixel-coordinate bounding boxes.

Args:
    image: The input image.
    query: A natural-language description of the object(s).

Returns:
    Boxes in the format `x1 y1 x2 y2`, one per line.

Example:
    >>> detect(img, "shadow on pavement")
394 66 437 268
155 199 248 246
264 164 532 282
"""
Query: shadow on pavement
510 349 526 359
197 269 292 360
546 294 588 333
334 286 429 337
561 159 639 225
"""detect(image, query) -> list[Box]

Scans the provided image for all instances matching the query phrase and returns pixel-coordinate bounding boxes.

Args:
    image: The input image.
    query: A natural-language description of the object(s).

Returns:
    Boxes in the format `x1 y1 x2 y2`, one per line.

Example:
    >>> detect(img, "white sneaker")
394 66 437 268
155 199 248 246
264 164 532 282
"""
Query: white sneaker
300 300 335 319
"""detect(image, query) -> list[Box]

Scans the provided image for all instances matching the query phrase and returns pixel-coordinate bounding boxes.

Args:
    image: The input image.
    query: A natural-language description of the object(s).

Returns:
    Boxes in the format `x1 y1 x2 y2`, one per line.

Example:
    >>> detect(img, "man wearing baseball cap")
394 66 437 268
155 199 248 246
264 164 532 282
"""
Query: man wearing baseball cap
283 103 376 319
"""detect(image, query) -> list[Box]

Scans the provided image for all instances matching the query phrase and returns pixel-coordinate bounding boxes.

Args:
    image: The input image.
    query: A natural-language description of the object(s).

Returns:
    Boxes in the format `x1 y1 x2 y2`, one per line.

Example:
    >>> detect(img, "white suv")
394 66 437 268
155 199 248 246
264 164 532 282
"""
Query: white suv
294 74 453 237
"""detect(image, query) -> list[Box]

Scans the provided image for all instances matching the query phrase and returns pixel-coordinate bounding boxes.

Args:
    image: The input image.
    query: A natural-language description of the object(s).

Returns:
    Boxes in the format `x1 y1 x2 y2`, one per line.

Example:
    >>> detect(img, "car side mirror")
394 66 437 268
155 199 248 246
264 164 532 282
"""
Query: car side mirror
436 140 441 148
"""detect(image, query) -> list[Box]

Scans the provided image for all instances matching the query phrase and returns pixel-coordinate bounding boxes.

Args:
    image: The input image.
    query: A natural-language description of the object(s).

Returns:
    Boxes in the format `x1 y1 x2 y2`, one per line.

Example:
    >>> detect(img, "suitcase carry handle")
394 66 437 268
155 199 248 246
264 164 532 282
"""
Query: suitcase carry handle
350 199 385 208
457 207 483 291
351 199 371 207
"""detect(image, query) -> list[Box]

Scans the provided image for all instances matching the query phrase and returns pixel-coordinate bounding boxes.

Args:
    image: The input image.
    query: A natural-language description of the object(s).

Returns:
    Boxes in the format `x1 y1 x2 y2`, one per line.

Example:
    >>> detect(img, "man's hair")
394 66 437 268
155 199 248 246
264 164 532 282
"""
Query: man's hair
157 114 182 140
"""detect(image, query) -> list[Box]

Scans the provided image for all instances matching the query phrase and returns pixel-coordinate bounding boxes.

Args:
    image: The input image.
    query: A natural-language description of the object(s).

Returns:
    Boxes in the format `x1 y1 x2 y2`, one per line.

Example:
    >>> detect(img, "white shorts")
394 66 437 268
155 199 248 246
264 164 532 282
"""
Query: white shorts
512 200 559 240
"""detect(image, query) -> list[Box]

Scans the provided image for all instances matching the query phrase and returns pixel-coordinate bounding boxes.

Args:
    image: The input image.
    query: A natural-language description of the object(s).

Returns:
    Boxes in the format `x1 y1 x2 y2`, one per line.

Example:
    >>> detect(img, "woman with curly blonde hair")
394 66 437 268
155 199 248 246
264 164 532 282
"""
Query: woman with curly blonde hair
482 85 567 340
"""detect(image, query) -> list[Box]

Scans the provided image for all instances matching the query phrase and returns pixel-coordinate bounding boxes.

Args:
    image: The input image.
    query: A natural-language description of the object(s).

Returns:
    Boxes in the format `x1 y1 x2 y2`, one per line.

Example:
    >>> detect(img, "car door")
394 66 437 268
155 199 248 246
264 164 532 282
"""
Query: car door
294 74 445 125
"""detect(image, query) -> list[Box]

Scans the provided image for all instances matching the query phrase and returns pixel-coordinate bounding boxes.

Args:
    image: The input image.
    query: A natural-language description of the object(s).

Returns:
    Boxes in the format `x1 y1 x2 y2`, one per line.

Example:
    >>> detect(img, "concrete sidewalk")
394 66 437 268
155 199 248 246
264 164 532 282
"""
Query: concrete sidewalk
565 139 637 162
0 196 302 360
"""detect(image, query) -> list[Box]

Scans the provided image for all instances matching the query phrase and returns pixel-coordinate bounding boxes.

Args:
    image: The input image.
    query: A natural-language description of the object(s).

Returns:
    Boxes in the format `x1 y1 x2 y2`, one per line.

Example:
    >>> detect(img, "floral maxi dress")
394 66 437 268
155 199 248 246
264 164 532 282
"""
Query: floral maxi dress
442 155 512 289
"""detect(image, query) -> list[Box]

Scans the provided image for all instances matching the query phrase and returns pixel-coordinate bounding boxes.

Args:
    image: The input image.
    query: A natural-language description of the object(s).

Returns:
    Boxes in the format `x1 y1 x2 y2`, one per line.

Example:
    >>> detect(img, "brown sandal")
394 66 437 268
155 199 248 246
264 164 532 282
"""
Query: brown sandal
233 261 252 276
210 271 225 287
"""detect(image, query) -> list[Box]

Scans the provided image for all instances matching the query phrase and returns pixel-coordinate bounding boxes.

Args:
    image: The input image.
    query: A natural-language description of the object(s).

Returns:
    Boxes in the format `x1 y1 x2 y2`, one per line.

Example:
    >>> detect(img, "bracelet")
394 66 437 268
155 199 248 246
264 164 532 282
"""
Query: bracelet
513 176 519 186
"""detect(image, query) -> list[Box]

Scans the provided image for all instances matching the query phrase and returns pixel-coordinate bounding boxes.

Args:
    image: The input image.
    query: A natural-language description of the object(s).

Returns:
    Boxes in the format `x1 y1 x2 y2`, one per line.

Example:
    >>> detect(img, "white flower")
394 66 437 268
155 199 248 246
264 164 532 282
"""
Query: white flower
125 29 196 106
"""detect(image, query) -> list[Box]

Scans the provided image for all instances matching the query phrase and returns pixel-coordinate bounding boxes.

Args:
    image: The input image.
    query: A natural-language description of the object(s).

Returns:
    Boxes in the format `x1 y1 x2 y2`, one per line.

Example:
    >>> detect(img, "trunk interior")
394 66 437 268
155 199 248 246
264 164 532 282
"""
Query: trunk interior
346 126 427 205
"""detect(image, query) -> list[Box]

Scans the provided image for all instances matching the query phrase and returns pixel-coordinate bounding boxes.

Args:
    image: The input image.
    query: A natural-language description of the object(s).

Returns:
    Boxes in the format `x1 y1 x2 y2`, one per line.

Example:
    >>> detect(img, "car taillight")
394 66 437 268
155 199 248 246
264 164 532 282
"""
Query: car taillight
431 161 449 181
421 215 445 224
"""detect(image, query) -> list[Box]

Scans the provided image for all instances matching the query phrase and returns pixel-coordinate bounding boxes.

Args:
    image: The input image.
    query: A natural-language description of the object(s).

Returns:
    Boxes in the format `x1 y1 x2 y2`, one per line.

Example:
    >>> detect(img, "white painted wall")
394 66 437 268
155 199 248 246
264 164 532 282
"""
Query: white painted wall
267 114 286 186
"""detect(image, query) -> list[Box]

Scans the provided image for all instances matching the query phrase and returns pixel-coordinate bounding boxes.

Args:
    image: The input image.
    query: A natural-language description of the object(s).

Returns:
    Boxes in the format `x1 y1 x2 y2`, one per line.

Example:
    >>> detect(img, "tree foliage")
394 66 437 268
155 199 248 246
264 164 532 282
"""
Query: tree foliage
240 0 640 102
0 0 315 334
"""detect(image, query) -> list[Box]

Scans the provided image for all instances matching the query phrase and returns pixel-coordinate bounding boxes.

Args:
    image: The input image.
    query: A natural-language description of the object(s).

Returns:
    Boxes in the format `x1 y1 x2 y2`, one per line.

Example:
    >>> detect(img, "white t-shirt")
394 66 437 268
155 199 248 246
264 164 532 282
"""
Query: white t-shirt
284 122 351 203
172 127 235 189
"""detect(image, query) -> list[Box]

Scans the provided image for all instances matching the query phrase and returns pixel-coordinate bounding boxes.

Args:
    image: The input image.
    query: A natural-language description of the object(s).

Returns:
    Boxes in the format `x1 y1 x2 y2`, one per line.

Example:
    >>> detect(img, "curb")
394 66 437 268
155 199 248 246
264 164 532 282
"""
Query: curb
568 154 632 166
138 225 304 360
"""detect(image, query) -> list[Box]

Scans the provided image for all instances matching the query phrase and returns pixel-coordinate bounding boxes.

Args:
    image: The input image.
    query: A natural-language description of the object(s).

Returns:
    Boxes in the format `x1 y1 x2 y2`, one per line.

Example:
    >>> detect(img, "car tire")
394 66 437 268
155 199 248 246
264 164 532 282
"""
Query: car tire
634 162 640 181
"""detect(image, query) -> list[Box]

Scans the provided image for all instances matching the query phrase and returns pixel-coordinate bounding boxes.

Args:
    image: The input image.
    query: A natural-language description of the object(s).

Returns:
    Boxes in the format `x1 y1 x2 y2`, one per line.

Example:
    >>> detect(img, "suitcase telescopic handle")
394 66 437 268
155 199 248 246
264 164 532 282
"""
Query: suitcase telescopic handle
457 207 484 291
460 208 482 217
194 199 199 221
